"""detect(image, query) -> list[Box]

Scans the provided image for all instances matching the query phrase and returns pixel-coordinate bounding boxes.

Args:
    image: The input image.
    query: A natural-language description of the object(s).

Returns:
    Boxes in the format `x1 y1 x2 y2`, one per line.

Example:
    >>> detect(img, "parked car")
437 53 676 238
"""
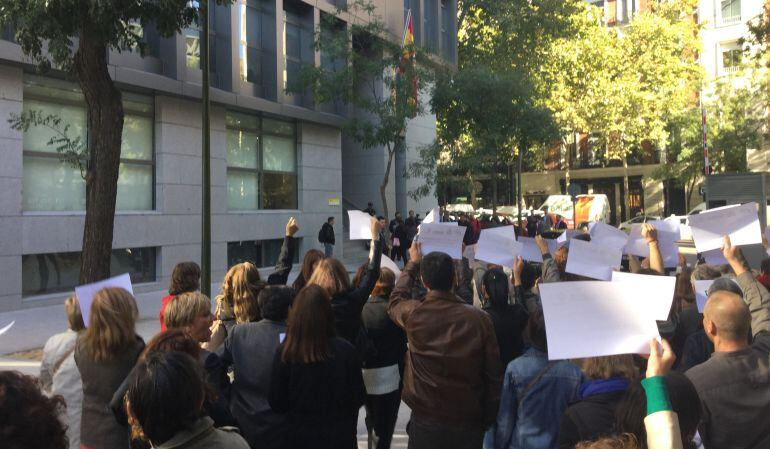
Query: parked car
618 215 662 233
666 202 706 241
538 194 611 228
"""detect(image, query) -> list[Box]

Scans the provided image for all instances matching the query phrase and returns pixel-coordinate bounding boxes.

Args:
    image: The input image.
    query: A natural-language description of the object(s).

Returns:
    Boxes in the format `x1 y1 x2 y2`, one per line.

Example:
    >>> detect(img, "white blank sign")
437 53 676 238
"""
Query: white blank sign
611 271 676 320
565 239 622 281
75 273 134 325
475 226 522 268
689 203 762 253
417 223 466 259
540 281 660 360
348 210 373 240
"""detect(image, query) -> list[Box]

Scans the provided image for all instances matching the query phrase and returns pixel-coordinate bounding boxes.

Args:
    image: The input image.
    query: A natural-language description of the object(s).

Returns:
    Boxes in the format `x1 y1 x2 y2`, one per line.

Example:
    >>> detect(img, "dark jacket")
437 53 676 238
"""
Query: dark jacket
155 417 250 449
483 304 529 368
557 378 629 449
361 295 407 370
267 236 295 286
268 337 366 449
684 271 770 449
331 237 382 350
319 222 335 245
217 319 287 449
75 335 145 449
676 329 714 372
388 261 503 430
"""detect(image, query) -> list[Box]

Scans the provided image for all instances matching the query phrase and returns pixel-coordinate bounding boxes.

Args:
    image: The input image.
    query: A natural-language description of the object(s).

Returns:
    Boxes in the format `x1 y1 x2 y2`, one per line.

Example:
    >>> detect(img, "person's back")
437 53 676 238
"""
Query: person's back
496 348 582 449
481 268 529 367
41 329 82 449
389 248 502 448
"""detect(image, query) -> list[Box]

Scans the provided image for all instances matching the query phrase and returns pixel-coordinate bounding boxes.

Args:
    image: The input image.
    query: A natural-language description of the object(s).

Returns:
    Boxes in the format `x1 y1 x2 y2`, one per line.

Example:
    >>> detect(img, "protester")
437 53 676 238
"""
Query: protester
291 249 324 292
388 243 503 449
493 308 583 449
669 267 698 364
555 214 568 230
405 210 419 253
364 202 376 216
558 355 639 448
125 351 250 449
75 287 145 449
481 267 529 368
361 268 407 449
307 216 383 353
159 261 201 332
616 371 701 449
110 329 235 432
512 256 542 313
39 296 85 449
218 286 294 449
269 285 366 449
319 216 336 257
163 291 214 343
0 371 69 449
390 213 407 263
758 257 770 290
577 339 687 449
685 236 770 449
208 218 297 350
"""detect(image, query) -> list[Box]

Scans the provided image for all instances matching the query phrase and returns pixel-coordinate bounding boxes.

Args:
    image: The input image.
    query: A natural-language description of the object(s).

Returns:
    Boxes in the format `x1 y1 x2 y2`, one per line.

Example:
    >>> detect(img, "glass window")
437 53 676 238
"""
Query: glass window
21 247 157 297
440 0 455 63
722 47 741 72
227 238 299 268
721 0 741 23
240 0 277 99
424 0 438 52
185 29 201 69
226 111 298 210
283 2 314 105
22 78 155 212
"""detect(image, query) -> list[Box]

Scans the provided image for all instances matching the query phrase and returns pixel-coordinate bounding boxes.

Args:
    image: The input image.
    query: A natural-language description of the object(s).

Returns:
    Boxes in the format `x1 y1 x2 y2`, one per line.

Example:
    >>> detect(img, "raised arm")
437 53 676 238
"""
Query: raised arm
642 224 664 275
267 217 299 285
643 339 684 449
537 235 561 283
388 243 423 329
347 217 384 305
723 235 770 336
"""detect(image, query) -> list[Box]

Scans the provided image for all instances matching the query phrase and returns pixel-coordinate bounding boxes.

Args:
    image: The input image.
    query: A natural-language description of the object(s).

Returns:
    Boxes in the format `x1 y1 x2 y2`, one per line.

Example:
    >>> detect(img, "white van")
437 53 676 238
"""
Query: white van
538 194 611 228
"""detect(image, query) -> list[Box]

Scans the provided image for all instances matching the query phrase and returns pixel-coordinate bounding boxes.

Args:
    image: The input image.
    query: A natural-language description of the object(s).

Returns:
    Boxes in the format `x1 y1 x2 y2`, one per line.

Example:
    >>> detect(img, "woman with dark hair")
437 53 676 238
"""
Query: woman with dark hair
76 288 145 449
494 308 583 449
558 355 640 449
0 371 69 449
217 285 295 449
481 267 529 368
126 351 249 449
307 217 384 353
159 261 201 332
616 371 701 449
109 329 235 435
269 285 366 449
361 268 407 449
292 249 325 292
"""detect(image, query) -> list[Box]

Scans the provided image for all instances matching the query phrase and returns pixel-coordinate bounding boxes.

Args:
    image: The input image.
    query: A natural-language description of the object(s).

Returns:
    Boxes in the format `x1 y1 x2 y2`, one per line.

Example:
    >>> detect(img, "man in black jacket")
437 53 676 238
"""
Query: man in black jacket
319 217 335 257
685 236 770 449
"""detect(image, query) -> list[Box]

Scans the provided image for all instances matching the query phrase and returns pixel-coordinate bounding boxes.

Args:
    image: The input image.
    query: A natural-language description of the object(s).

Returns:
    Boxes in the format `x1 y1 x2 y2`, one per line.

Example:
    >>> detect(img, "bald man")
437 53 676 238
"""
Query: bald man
685 236 770 449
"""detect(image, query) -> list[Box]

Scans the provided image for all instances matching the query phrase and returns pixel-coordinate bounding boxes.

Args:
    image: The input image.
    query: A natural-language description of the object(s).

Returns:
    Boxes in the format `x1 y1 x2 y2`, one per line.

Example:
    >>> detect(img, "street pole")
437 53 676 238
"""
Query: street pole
517 141 524 234
201 0 212 297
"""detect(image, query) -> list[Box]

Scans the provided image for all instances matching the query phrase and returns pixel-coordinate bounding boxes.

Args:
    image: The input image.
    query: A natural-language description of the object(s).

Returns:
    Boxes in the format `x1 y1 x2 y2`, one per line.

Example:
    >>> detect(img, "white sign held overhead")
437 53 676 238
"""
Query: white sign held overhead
423 207 440 224
624 220 680 268
75 273 134 325
701 248 728 266
475 226 522 268
565 239 623 281
611 271 676 320
693 278 740 313
416 223 466 260
557 230 581 247
380 255 402 281
0 321 14 336
688 202 762 253
517 237 544 263
348 210 374 240
589 222 630 252
539 281 660 360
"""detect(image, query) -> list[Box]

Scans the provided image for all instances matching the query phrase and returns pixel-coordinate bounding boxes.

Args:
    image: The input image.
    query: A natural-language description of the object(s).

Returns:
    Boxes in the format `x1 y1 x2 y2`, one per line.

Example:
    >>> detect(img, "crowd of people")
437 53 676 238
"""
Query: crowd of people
3 210 770 449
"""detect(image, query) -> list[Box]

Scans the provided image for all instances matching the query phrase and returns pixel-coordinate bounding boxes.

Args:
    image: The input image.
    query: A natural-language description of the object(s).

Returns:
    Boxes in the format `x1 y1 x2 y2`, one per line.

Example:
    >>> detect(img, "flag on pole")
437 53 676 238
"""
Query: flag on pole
398 9 418 117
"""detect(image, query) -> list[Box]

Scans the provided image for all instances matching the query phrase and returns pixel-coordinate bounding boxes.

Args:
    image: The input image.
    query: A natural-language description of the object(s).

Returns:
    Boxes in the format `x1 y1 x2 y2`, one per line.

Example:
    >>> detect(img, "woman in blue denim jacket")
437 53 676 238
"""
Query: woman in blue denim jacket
492 309 584 449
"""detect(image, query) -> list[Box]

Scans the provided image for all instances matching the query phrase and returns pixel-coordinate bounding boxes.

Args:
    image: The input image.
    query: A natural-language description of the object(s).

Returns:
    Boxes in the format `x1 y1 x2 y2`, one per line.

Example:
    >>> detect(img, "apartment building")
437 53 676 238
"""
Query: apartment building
0 0 456 312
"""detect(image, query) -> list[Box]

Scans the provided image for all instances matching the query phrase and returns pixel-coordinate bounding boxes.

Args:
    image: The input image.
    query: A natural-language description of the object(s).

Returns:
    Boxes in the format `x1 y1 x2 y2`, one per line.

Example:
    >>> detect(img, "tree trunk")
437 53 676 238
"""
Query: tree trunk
74 29 125 284
686 176 697 212
469 171 477 209
622 154 630 222
380 143 397 230
492 151 498 216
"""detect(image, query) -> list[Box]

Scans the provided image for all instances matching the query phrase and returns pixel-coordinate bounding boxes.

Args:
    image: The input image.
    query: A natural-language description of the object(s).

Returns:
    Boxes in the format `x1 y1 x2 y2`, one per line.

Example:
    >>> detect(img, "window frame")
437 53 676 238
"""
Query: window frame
719 0 741 24
225 111 298 211
21 80 156 212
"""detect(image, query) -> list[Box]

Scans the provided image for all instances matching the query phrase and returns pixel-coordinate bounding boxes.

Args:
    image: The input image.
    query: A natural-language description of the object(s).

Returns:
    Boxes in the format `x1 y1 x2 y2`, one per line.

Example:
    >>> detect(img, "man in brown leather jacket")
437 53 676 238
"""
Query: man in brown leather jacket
388 242 503 449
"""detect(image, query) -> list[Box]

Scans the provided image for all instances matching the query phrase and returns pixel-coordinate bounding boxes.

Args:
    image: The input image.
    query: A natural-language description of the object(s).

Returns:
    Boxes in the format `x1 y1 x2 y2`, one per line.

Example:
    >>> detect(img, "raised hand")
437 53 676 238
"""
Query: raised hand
646 338 676 378
409 241 423 263
535 235 550 255
285 217 299 237
371 216 383 240
642 223 658 245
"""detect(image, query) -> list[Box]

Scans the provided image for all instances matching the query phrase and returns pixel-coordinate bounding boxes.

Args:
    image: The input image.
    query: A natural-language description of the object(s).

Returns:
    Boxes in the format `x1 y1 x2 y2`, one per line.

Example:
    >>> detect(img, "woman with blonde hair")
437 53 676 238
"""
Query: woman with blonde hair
75 287 144 449
558 355 640 449
307 217 384 349
158 261 201 332
40 296 86 449
208 217 299 350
